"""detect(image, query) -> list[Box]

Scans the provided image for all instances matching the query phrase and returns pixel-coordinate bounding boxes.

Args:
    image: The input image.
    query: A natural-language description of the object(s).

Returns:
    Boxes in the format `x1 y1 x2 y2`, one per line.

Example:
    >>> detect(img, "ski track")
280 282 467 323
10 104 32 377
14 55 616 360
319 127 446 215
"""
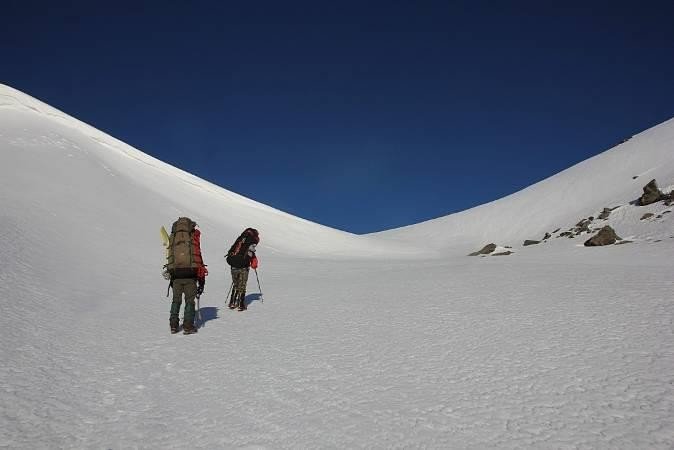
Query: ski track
2 255 673 449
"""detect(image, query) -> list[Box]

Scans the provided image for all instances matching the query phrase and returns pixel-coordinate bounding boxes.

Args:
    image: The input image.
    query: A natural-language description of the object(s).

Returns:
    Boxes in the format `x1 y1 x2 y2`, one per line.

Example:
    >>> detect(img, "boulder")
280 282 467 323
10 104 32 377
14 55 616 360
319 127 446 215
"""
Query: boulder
469 243 496 256
542 232 551 240
638 179 664 206
640 213 654 221
574 218 592 235
523 240 540 246
584 226 621 247
597 208 612 220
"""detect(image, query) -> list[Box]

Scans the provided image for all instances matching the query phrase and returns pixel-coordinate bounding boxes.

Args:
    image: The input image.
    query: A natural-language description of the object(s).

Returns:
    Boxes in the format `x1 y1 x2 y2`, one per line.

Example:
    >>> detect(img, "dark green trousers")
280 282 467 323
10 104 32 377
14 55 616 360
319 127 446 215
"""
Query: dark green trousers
170 278 197 325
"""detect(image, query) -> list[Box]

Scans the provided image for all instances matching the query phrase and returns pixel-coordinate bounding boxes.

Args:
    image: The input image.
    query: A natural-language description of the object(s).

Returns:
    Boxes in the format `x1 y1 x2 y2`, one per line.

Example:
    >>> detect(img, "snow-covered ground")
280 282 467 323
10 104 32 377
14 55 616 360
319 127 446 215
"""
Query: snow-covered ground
1 83 673 448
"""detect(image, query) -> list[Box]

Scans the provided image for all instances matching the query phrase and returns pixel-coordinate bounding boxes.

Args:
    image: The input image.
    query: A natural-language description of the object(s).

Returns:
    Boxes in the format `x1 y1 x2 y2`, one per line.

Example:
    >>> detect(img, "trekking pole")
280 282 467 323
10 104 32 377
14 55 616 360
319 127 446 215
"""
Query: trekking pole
226 280 234 305
254 268 263 302
195 293 202 328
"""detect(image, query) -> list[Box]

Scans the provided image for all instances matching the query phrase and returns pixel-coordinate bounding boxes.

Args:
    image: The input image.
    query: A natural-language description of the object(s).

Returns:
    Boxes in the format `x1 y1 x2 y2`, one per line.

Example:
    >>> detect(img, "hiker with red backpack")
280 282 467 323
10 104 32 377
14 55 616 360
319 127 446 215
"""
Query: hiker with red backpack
163 217 208 334
225 228 259 311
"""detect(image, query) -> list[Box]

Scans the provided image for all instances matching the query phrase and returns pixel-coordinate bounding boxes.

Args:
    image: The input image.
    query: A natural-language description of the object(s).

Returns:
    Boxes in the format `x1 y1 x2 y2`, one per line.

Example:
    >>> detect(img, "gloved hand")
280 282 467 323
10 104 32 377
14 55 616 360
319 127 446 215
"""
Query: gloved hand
250 255 259 269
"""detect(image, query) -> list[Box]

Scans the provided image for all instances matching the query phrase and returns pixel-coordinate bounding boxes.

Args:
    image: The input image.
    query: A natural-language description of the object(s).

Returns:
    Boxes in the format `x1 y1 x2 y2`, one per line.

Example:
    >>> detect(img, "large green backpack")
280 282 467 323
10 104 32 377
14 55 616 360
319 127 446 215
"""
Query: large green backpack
165 217 205 279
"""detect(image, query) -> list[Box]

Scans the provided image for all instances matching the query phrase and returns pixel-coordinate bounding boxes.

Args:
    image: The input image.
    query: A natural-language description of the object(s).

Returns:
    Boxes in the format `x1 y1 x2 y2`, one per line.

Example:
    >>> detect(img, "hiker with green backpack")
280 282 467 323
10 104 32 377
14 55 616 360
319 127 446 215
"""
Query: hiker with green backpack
163 217 208 334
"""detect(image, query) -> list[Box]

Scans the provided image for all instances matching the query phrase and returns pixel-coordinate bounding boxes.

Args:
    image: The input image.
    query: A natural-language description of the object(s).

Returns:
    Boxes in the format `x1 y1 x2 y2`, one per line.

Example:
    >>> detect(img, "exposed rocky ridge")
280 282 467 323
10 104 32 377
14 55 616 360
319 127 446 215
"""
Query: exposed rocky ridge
468 178 672 256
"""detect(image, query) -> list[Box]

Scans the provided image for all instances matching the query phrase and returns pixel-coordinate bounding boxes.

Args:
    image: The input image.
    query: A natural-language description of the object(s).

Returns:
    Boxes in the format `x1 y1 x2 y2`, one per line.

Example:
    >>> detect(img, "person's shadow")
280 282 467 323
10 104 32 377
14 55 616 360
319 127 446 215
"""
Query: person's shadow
197 306 219 327
244 293 263 308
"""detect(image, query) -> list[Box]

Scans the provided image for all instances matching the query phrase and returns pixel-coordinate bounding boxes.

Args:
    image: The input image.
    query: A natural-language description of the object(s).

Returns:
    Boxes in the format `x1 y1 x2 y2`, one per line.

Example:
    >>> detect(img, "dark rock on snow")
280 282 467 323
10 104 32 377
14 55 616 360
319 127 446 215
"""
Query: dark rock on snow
574 218 592 235
469 243 497 256
523 240 540 246
638 179 665 206
597 208 612 220
664 192 674 206
584 226 621 247
640 213 654 221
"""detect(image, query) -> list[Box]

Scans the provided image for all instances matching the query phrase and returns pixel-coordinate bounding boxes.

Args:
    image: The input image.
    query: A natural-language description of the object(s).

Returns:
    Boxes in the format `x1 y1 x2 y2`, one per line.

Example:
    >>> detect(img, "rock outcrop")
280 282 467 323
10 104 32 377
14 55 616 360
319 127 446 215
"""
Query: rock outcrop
575 218 592 234
638 179 665 206
469 243 496 256
597 208 612 220
584 226 621 247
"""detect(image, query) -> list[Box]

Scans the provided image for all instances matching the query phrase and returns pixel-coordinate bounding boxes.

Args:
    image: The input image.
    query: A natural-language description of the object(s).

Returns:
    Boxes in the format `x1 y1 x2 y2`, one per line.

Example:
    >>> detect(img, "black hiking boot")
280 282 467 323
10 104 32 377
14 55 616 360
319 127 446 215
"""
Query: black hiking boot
170 319 179 334
182 323 197 335
237 302 247 311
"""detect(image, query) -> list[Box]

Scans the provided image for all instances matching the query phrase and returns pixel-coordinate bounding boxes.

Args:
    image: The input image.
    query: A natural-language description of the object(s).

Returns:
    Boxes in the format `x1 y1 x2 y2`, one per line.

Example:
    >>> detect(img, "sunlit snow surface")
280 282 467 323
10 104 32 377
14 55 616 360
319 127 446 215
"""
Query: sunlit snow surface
1 84 673 448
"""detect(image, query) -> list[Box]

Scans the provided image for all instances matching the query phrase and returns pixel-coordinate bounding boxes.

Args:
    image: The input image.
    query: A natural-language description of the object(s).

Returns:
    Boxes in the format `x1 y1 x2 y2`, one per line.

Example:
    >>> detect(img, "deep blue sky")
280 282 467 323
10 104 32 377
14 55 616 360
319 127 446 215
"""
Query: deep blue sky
3 1 674 233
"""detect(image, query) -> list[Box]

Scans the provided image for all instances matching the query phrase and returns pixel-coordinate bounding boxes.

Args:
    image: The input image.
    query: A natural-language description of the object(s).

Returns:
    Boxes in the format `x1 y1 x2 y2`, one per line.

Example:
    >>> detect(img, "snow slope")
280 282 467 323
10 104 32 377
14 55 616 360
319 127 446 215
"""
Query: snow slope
375 118 674 253
0 84 423 260
1 83 673 449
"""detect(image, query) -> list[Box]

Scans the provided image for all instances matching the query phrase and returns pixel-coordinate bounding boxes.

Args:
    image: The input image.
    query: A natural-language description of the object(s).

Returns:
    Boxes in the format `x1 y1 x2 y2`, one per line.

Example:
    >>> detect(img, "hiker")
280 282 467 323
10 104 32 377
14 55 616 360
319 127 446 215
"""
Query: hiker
225 228 259 311
164 217 208 334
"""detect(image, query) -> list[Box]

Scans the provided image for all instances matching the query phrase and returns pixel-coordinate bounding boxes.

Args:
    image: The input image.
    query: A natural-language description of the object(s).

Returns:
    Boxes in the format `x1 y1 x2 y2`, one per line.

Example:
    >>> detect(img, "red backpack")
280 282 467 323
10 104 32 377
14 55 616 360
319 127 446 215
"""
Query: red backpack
226 228 259 269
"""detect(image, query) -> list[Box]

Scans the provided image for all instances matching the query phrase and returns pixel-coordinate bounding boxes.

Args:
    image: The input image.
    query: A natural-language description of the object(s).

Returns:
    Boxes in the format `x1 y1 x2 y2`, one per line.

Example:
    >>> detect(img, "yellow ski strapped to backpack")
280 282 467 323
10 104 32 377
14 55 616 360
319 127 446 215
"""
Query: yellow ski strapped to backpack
160 226 170 279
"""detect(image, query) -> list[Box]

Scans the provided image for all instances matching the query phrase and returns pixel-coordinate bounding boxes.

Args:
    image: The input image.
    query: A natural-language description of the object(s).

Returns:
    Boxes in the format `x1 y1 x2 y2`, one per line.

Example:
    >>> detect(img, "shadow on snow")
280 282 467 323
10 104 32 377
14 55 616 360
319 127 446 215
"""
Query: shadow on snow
197 306 219 327
244 293 263 307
